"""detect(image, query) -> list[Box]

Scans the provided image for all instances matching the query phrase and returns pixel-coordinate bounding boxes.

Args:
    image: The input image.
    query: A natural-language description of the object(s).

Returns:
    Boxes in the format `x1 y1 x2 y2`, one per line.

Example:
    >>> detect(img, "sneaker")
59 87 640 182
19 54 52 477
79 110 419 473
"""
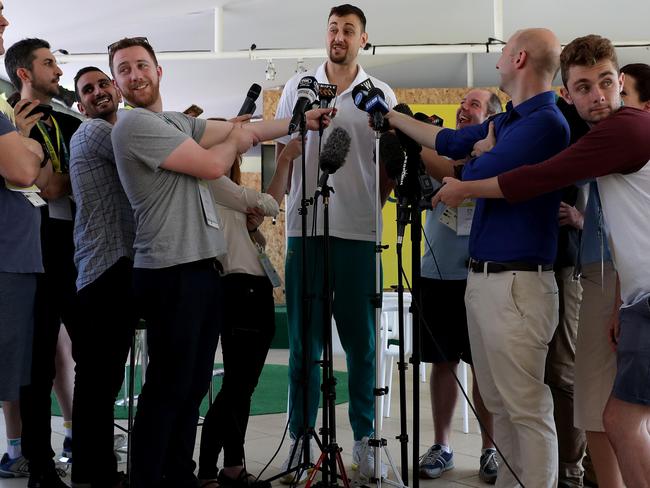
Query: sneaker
479 448 498 484
0 453 30 478
352 436 388 480
279 435 312 485
113 434 127 451
418 444 454 479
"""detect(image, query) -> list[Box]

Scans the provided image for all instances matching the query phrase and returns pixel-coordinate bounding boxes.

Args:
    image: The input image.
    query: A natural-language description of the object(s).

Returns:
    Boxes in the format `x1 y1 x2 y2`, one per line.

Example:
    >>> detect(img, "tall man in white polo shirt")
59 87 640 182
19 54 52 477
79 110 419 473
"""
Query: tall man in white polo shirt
275 4 396 480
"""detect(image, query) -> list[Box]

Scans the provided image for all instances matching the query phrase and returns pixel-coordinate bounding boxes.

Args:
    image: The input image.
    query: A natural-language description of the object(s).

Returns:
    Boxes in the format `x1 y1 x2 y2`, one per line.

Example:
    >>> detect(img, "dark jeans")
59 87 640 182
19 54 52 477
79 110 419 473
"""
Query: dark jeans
71 257 136 486
199 274 275 479
130 259 223 488
21 218 79 475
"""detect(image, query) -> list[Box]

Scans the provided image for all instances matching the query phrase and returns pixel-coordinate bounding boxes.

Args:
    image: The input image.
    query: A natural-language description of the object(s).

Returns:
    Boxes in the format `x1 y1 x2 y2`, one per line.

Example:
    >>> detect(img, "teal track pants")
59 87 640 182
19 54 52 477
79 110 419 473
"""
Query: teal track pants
285 236 377 441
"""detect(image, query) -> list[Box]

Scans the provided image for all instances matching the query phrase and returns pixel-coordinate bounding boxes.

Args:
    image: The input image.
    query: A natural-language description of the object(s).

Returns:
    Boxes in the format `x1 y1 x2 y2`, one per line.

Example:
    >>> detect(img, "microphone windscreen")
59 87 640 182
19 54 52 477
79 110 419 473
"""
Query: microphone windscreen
393 103 414 117
247 83 262 100
379 131 405 180
319 127 351 174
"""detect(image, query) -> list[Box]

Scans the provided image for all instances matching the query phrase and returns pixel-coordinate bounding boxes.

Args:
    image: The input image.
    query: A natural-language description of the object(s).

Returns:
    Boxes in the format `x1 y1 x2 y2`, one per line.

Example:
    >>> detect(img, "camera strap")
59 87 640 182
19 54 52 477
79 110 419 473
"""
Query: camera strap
37 115 68 173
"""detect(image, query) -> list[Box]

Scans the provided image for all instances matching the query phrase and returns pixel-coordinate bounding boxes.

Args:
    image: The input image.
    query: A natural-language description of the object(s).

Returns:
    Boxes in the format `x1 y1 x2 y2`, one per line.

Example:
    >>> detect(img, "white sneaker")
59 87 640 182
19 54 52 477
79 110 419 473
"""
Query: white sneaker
352 436 388 480
280 435 313 485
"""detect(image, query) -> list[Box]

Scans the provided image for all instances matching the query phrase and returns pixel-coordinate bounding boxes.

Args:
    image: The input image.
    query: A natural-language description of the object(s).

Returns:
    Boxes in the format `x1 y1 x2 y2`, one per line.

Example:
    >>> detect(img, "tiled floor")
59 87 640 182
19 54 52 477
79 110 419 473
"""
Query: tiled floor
0 349 489 487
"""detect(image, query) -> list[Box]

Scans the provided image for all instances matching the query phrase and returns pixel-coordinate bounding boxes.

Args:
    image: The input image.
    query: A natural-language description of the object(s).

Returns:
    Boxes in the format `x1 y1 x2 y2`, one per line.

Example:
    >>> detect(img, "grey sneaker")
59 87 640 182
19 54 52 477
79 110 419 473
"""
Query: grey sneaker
0 453 29 478
418 444 454 479
352 436 388 480
479 448 498 484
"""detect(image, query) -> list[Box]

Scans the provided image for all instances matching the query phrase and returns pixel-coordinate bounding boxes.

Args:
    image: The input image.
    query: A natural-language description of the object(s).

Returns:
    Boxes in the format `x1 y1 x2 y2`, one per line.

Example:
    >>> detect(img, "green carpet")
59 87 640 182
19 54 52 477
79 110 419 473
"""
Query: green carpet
50 364 349 419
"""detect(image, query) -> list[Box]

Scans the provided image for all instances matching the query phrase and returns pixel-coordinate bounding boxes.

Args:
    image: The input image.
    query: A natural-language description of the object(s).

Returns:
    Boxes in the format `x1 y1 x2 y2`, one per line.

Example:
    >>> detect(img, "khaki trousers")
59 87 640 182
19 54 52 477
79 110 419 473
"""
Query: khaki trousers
466 269 559 488
545 267 586 487
574 261 617 431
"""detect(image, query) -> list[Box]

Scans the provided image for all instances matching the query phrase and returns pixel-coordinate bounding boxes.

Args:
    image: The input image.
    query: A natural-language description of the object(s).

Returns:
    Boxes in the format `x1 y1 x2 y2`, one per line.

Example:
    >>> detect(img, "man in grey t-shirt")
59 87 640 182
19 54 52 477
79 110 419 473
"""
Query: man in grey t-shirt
108 37 331 488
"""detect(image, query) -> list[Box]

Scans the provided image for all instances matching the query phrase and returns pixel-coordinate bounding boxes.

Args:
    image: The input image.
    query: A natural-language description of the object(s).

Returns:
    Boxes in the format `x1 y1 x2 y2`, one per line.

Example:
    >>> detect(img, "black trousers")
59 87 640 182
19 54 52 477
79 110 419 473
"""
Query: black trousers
71 257 136 487
20 218 79 475
130 259 223 488
199 273 275 479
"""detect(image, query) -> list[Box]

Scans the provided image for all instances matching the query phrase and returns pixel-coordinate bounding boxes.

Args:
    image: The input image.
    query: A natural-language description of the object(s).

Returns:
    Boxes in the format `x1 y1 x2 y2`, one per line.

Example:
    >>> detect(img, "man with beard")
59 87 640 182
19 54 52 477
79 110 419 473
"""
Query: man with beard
274 5 396 481
417 89 501 484
67 66 136 488
4 38 81 488
107 37 331 488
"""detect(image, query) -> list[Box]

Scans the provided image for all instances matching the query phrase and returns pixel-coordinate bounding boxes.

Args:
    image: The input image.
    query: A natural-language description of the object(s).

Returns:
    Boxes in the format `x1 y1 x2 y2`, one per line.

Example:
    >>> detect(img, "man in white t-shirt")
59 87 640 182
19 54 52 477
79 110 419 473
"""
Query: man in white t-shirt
275 4 396 481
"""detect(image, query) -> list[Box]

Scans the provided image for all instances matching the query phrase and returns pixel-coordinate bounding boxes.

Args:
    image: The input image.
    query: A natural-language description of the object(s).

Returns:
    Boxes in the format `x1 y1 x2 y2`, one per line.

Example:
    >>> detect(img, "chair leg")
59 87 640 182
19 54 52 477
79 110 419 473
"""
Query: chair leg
460 361 469 434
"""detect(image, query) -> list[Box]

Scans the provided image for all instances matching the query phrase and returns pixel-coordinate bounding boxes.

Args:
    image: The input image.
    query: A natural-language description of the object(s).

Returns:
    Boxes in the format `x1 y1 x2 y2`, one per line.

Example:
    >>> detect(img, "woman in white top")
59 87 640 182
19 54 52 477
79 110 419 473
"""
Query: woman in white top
198 137 302 488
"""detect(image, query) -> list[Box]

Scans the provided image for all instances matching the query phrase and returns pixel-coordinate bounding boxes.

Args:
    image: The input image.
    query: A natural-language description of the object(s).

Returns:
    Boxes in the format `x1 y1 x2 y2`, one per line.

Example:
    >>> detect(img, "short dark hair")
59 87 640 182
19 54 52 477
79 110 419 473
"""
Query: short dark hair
108 37 158 75
73 66 109 101
4 38 51 91
560 35 618 87
621 63 650 103
487 92 503 115
329 4 366 32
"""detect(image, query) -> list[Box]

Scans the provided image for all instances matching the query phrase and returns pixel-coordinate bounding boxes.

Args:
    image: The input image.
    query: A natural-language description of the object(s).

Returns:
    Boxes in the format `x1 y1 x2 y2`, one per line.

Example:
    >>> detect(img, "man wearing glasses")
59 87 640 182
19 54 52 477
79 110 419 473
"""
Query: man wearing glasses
107 37 331 488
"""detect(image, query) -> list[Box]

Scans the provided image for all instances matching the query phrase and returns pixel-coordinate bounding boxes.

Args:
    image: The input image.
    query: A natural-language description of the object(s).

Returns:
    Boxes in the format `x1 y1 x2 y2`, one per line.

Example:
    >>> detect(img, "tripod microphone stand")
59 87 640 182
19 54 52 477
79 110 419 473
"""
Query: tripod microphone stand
268 113 318 486
370 131 407 488
304 178 350 488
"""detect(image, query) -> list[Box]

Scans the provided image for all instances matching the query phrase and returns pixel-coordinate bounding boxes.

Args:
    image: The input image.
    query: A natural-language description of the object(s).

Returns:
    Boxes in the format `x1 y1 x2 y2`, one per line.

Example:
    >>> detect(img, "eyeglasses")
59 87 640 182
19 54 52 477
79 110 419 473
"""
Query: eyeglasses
107 36 150 54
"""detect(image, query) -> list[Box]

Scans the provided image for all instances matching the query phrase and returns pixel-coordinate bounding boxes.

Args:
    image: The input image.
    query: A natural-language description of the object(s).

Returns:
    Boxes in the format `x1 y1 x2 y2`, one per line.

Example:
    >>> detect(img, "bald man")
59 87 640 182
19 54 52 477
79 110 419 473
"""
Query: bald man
384 29 569 487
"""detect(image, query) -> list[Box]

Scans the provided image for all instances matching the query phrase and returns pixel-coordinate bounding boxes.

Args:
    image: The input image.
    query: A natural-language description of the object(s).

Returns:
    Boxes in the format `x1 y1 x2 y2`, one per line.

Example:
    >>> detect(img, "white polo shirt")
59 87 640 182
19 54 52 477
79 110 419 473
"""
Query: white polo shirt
275 62 396 242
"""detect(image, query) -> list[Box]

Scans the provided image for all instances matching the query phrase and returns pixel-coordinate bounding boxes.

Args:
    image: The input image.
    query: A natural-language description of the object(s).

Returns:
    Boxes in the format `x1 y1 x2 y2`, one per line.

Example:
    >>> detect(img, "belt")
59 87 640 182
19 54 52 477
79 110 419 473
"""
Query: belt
468 259 553 274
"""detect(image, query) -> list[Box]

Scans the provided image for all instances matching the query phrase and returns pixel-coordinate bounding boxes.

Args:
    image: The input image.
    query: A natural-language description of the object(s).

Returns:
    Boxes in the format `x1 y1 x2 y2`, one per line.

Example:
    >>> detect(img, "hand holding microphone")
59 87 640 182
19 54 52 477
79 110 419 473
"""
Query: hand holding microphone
288 76 320 134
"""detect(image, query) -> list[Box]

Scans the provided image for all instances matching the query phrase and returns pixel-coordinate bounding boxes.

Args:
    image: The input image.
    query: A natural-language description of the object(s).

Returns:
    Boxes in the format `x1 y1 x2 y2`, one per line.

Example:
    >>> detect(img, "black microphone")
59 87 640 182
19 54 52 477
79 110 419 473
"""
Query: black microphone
364 87 390 132
288 76 319 135
319 83 337 109
379 131 404 181
352 78 375 109
315 127 351 199
237 83 262 116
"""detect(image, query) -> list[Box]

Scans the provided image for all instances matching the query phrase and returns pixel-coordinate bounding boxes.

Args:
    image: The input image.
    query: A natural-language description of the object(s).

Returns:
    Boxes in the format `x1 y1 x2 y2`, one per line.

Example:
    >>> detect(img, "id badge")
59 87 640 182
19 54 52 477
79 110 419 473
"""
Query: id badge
438 206 457 231
48 196 73 220
198 180 220 229
456 199 475 236
259 252 282 288
24 192 47 207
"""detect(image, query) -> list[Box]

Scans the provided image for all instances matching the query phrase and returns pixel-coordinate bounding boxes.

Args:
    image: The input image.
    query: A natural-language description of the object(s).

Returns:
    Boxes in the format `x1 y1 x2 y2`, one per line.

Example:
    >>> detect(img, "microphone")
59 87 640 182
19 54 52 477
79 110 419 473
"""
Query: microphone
237 83 262 116
288 76 319 135
352 78 375 109
364 87 390 132
379 131 404 181
319 83 337 108
315 127 351 199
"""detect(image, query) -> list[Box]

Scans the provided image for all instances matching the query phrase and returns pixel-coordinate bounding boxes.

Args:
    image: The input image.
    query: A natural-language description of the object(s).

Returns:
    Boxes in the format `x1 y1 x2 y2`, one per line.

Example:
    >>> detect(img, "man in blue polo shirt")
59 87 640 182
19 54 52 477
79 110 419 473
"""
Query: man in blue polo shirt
386 28 569 488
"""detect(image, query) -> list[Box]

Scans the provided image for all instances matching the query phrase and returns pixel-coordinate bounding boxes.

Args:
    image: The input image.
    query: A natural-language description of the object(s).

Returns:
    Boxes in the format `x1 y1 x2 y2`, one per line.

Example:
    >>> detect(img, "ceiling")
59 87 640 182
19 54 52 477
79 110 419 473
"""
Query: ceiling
2 0 650 118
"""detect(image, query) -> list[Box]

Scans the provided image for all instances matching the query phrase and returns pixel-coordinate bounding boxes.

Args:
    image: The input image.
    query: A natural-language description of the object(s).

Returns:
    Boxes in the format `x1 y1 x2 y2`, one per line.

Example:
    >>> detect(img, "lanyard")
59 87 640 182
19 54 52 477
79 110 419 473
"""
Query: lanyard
36 115 68 173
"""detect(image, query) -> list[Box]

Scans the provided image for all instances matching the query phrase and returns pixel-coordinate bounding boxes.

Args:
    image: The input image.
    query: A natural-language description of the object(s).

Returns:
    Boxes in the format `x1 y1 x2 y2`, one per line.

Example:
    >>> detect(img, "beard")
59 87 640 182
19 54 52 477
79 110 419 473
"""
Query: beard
32 79 60 98
123 80 160 109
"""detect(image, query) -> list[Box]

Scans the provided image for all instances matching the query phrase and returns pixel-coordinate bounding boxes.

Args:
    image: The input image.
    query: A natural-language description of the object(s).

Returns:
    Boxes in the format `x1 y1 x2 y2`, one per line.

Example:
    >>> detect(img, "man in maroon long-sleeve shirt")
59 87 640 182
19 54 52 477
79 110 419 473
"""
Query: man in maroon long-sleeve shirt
434 35 650 487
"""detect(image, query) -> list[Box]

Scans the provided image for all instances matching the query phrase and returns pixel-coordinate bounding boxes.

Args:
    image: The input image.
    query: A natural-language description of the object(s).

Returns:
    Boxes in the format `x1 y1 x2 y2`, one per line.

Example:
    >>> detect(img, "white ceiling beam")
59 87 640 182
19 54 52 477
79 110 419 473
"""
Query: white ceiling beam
466 53 474 87
493 0 504 41
54 39 650 64
213 7 224 54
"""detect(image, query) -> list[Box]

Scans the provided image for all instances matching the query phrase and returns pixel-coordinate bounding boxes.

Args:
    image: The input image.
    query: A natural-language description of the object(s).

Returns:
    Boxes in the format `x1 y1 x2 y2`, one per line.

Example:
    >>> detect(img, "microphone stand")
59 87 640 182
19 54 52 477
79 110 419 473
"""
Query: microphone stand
371 131 407 488
268 112 318 486
306 177 350 488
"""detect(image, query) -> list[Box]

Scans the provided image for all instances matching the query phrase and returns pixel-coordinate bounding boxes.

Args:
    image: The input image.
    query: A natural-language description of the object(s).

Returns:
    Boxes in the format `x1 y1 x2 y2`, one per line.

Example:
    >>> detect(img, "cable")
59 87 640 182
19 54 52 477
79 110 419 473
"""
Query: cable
405 228 526 488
